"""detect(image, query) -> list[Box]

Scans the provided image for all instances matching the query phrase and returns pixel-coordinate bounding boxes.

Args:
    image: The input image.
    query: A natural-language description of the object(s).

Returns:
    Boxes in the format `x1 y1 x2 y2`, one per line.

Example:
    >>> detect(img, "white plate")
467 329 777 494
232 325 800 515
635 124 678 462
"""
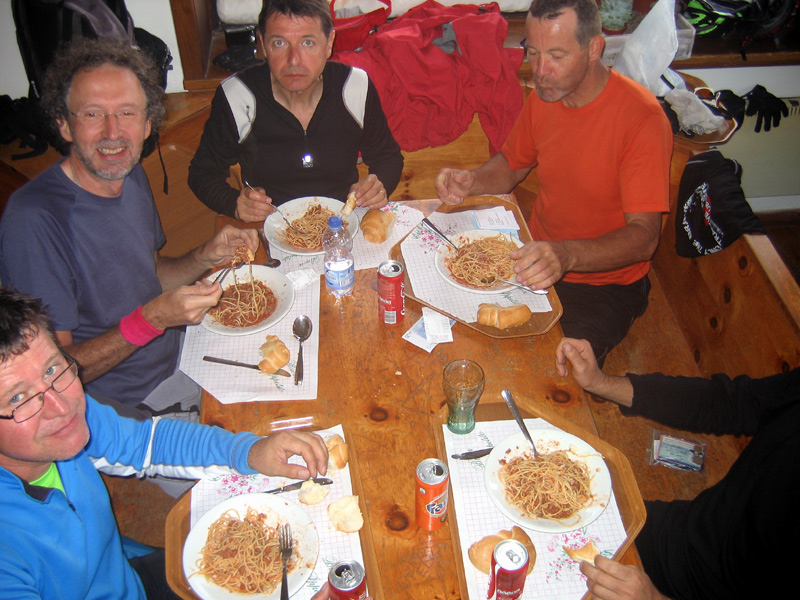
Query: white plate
202 265 295 336
263 196 360 256
183 493 319 600
484 430 612 533
434 230 523 294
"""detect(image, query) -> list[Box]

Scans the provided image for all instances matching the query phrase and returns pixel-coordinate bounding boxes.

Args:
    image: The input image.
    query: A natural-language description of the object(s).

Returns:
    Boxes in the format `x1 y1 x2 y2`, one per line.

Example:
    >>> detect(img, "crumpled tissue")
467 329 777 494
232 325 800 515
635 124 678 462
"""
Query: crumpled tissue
665 89 726 134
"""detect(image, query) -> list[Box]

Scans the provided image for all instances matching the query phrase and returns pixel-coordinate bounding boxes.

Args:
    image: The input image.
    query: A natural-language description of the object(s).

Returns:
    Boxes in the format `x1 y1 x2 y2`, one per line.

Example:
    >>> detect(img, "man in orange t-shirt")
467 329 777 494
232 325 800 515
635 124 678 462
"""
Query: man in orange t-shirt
435 0 672 365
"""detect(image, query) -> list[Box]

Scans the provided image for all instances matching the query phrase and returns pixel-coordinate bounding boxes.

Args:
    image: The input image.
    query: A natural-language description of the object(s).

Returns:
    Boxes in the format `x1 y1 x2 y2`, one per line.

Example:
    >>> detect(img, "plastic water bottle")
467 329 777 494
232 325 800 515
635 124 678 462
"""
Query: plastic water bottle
323 215 354 297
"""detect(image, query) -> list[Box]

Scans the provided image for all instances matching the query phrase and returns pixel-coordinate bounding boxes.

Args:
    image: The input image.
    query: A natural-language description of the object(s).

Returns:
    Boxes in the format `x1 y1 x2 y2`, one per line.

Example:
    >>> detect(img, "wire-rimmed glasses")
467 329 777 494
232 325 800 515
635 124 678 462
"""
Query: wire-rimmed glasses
0 360 79 424
68 109 147 127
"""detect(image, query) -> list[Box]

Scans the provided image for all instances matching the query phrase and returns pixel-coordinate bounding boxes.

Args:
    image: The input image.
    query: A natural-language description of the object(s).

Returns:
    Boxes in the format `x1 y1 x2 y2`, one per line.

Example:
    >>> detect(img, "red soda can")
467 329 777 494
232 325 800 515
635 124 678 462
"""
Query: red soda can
377 260 405 324
328 560 368 600
415 458 449 531
487 539 529 599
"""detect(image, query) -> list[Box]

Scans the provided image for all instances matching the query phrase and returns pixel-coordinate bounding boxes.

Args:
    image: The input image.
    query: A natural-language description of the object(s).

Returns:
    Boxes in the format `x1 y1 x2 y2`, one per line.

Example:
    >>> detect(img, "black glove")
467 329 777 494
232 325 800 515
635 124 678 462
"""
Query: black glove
744 84 788 133
715 89 746 130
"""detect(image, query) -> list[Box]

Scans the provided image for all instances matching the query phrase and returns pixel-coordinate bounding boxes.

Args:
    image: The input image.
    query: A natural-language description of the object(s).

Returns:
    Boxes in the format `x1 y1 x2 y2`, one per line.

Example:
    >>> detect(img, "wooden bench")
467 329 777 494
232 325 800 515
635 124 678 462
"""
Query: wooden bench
590 137 800 502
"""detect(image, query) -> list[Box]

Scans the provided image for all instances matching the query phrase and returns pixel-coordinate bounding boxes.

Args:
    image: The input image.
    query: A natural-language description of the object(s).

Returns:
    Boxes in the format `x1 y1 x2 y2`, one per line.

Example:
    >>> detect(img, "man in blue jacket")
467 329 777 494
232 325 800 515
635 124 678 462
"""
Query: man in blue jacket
0 288 328 599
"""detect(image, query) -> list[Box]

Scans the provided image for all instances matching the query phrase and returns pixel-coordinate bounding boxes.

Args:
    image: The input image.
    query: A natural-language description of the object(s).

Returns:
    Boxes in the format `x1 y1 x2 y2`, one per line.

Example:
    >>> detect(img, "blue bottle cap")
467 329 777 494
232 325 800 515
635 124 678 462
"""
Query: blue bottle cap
328 215 343 228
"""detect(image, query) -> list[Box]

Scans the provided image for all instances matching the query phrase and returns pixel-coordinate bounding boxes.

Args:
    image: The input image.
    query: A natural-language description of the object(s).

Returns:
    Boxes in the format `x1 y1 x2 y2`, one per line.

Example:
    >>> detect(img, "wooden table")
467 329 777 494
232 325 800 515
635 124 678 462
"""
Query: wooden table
166 199 644 600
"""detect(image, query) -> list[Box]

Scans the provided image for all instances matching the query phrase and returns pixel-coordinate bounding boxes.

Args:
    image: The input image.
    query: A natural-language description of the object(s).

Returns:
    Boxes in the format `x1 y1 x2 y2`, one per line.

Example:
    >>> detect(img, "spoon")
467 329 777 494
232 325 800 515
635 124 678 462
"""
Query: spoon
244 179 304 233
501 389 539 458
257 228 281 268
292 315 312 386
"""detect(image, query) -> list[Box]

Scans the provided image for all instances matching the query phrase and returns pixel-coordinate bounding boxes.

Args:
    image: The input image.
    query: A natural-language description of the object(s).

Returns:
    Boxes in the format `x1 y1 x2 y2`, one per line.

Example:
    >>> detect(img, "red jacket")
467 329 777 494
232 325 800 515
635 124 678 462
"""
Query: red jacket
333 1 524 153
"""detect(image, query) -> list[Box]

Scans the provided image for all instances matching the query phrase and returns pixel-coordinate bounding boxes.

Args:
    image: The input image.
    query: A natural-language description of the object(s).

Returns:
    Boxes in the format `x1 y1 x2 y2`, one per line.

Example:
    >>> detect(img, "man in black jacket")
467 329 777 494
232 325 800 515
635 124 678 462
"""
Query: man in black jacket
556 337 799 600
189 0 402 222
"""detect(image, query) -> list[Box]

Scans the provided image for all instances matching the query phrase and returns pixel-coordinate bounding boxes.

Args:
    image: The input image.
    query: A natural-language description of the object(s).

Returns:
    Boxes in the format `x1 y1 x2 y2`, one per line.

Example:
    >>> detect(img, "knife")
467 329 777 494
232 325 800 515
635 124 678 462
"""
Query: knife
203 355 291 378
265 477 334 494
422 218 459 251
450 447 494 460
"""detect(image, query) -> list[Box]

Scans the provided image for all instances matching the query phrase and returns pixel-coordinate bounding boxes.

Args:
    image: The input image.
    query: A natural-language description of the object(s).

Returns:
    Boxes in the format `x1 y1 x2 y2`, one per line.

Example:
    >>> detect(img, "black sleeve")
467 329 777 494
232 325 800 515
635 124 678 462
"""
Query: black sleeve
187 86 242 218
620 368 800 436
360 79 403 196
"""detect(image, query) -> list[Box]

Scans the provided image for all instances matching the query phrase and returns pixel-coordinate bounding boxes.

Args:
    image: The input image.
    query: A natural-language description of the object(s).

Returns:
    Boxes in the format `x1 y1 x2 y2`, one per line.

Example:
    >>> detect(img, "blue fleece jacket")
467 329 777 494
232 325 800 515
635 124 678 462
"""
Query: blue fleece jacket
0 395 261 599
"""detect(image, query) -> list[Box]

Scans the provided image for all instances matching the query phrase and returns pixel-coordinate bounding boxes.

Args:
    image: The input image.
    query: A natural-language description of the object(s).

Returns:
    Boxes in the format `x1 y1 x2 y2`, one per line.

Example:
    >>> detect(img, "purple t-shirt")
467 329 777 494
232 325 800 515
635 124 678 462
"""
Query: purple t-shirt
0 161 179 406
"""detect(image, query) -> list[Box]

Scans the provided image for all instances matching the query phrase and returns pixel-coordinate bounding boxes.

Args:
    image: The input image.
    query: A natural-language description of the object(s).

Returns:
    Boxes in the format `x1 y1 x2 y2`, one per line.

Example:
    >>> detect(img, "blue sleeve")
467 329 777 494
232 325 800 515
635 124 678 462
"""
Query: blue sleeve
0 192 80 332
84 396 261 478
129 167 167 253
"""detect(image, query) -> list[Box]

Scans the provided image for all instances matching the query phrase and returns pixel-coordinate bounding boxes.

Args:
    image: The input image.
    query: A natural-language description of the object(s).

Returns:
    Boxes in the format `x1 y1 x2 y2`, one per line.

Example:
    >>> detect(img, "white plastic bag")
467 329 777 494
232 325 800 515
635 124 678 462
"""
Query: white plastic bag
613 0 678 96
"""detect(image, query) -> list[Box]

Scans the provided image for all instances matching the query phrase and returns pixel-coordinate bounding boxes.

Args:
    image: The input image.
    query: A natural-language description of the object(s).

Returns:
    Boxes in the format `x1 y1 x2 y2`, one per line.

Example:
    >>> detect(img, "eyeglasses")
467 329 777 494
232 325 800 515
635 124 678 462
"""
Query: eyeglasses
0 360 79 424
68 109 147 126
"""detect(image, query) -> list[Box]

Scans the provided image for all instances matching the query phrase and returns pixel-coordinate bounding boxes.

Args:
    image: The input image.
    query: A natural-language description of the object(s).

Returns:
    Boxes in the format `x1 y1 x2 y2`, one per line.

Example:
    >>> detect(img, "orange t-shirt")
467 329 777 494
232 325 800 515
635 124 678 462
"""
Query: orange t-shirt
501 70 672 285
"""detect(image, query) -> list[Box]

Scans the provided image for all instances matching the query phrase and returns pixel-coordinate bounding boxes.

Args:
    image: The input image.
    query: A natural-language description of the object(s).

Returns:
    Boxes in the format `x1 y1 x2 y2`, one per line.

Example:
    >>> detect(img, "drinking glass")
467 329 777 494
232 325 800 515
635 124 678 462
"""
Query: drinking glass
443 359 485 434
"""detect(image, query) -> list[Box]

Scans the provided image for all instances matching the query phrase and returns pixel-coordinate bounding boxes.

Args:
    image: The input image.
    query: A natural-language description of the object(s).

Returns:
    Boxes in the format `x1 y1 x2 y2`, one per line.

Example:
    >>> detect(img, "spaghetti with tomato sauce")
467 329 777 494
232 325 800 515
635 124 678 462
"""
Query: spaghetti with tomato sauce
210 272 277 328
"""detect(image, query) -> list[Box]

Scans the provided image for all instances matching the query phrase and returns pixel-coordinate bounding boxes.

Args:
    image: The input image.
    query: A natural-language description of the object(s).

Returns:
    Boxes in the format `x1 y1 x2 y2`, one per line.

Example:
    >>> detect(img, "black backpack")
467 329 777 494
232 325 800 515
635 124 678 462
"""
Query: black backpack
7 0 172 158
675 149 765 258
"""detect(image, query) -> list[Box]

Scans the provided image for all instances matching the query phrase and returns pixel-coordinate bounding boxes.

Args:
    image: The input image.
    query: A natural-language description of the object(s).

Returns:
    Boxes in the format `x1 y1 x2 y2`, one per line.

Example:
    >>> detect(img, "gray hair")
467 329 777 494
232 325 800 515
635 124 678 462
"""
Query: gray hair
41 37 165 133
528 0 602 47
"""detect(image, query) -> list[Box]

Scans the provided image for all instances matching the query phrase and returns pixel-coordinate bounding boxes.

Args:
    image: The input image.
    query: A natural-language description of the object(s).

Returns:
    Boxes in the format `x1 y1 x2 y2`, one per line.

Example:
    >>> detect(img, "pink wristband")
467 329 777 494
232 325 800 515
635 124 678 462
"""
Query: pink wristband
119 306 164 346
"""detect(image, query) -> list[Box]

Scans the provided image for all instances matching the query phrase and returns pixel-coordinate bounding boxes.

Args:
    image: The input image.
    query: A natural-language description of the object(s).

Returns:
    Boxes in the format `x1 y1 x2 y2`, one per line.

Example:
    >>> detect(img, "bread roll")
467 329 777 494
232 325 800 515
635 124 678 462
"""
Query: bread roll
326 434 349 471
361 209 395 244
341 192 357 216
298 480 330 505
476 303 532 329
468 526 536 574
563 540 599 564
328 495 364 533
258 335 290 374
233 245 255 264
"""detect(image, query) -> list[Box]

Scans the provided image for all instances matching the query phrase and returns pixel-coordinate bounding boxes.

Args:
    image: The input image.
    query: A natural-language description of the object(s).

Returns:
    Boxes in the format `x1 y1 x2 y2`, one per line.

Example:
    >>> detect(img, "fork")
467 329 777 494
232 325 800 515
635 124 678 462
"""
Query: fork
211 255 246 285
278 523 292 600
486 275 549 295
243 179 305 233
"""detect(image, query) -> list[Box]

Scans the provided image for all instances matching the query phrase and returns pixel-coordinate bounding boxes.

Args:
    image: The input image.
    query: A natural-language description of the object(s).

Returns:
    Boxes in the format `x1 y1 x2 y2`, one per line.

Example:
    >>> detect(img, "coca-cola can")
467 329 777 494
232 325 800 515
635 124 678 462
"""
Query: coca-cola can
415 458 449 531
328 560 368 600
487 539 529 599
377 260 405 324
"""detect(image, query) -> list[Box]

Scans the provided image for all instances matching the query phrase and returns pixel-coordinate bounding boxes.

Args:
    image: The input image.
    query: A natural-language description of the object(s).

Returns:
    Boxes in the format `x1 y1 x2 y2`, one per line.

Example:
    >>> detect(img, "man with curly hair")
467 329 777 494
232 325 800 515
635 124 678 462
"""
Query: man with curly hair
0 38 256 423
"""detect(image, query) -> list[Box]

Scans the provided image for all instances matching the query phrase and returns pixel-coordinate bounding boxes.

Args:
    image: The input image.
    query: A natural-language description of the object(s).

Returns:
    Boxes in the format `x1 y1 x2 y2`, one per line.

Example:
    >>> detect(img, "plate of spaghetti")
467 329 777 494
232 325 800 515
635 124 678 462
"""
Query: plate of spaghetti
183 493 318 599
435 230 523 294
263 196 359 255
203 265 295 336
485 430 612 533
